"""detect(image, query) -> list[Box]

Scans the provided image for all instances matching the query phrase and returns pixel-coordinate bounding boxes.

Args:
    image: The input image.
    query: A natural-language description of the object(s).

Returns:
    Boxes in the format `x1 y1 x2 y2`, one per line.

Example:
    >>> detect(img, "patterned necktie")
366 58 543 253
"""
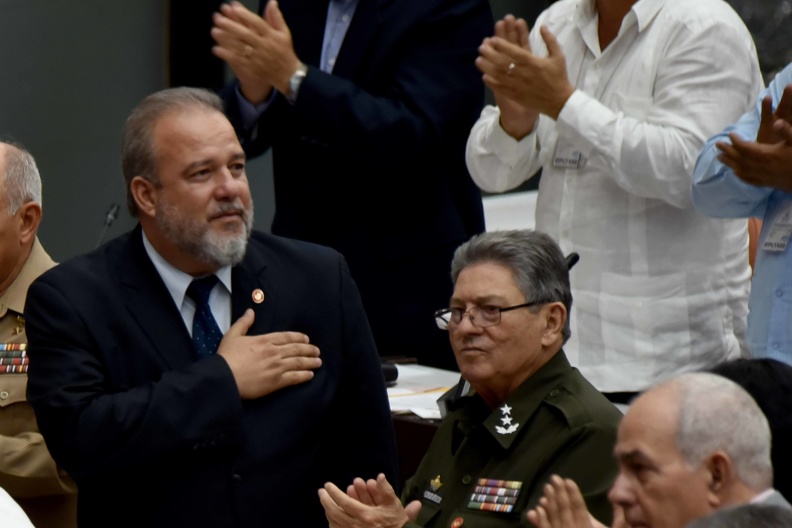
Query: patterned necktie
185 275 222 358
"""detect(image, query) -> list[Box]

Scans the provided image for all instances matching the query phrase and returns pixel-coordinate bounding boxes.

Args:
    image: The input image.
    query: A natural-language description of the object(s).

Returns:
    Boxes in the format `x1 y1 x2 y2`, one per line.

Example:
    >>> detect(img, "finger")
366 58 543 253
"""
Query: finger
486 36 529 63
540 26 563 59
773 118 792 142
542 480 560 524
264 0 288 31
504 14 519 45
775 84 792 122
257 331 312 346
494 19 507 39
278 368 318 388
229 0 273 35
226 309 255 337
404 500 422 522
318 488 353 525
370 474 399 506
527 506 551 528
550 476 575 526
346 483 360 501
564 478 592 526
211 12 257 48
516 18 530 49
323 482 369 516
758 95 776 143
352 477 375 506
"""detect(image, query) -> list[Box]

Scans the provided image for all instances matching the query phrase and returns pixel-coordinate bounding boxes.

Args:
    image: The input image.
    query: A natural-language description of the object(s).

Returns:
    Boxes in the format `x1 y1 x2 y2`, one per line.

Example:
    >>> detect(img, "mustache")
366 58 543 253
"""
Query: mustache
209 201 248 220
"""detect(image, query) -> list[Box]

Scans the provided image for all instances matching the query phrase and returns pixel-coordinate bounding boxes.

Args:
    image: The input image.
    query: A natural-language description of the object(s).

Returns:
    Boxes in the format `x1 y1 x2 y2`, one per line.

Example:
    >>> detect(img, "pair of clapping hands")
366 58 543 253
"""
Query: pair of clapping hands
317 473 609 528
717 85 792 192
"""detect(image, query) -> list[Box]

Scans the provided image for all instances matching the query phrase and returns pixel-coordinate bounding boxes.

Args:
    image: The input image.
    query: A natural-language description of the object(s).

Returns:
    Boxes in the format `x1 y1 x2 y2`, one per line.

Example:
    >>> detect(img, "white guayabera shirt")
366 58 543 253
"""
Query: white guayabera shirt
466 0 763 392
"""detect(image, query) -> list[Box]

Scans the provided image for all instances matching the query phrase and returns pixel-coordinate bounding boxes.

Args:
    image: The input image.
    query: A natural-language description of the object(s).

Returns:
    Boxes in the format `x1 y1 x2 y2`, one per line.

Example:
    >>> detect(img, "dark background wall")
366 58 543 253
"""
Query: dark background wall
1 0 786 261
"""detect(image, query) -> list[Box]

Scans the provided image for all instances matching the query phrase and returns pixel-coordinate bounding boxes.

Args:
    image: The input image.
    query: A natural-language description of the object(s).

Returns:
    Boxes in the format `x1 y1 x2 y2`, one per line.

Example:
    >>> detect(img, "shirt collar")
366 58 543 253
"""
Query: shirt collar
0 238 55 317
141 230 232 309
575 0 665 43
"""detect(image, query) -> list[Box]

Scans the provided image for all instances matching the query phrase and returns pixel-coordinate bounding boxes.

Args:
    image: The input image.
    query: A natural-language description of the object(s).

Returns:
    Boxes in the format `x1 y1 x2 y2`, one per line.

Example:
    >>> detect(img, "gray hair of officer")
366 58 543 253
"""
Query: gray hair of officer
450 230 572 342
121 87 224 217
665 373 773 491
1 142 42 214
686 504 792 528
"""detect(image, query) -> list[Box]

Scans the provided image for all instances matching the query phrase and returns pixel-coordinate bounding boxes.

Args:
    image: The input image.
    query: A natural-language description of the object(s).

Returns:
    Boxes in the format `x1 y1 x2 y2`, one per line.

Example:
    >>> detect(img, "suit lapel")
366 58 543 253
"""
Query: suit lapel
120 227 194 369
231 243 274 336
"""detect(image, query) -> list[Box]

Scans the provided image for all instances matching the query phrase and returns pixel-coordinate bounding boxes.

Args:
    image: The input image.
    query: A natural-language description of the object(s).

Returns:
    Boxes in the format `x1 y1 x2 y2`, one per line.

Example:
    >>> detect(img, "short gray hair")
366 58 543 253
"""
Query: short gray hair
663 373 772 491
1 142 42 214
121 87 225 216
450 230 572 342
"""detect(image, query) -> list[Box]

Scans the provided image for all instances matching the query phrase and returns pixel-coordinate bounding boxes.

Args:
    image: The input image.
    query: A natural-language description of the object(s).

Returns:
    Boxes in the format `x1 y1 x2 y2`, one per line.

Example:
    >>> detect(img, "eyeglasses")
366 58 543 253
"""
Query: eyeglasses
434 301 548 330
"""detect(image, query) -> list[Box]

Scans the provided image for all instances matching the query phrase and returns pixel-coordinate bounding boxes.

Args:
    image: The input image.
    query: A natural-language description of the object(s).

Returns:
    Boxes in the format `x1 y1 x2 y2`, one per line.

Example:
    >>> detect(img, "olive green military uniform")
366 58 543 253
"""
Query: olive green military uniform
0 239 76 528
403 350 621 528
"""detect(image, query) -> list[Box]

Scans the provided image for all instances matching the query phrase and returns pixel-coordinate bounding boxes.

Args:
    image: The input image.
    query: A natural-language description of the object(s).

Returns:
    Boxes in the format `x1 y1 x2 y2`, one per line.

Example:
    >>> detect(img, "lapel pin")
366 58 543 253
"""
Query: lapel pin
252 289 265 304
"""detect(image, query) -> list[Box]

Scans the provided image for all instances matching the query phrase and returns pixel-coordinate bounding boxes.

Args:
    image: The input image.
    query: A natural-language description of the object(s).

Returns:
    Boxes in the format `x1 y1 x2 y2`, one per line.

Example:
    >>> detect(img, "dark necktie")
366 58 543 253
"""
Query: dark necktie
186 275 223 358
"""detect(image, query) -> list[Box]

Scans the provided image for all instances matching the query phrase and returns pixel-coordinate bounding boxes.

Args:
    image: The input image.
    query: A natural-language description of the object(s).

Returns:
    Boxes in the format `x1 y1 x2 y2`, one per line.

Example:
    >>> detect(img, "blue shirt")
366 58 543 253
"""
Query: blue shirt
692 62 792 364
236 0 359 125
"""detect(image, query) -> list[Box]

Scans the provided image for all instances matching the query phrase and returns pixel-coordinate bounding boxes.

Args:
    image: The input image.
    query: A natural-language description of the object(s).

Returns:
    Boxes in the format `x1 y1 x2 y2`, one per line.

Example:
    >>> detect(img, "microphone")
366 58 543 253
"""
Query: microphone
565 252 580 270
96 203 120 249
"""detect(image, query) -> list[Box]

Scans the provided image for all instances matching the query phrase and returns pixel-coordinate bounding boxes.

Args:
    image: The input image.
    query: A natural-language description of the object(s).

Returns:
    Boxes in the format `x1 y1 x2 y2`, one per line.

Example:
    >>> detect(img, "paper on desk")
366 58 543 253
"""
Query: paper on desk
387 364 461 420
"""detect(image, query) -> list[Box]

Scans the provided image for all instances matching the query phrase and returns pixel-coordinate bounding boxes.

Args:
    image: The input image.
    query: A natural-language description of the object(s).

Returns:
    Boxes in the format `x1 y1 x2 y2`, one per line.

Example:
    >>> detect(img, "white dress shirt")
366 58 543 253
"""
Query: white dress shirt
466 0 762 391
141 231 233 336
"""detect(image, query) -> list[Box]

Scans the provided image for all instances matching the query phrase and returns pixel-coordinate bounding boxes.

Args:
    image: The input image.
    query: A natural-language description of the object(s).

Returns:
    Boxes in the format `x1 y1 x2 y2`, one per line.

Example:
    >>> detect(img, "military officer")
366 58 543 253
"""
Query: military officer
0 142 76 528
319 230 622 527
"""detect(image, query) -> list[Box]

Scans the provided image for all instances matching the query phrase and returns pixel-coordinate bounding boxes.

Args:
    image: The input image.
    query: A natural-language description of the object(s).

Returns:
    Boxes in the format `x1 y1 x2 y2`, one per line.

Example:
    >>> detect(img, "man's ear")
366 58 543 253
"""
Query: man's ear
17 201 42 245
704 451 732 508
130 176 158 218
541 302 567 346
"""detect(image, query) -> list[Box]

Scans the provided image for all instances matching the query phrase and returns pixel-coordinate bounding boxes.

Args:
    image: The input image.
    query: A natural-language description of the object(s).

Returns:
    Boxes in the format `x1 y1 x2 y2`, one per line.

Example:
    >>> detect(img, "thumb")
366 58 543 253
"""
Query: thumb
539 25 562 58
228 308 255 337
405 500 422 521
265 0 287 31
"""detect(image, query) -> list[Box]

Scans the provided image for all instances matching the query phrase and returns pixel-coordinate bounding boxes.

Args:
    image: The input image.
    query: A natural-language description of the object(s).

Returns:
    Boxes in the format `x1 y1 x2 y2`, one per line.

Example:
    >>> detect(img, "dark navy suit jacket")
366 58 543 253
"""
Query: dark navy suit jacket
224 0 493 369
25 226 397 528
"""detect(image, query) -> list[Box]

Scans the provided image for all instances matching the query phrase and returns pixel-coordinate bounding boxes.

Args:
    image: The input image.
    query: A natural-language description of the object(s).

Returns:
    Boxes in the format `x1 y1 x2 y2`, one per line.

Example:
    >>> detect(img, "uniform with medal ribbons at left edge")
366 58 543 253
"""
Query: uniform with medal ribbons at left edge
401 350 621 528
0 238 77 528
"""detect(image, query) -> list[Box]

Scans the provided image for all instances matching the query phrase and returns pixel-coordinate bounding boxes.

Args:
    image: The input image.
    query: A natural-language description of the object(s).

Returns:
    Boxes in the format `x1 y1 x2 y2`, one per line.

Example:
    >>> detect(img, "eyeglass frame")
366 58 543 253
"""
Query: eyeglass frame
434 300 551 330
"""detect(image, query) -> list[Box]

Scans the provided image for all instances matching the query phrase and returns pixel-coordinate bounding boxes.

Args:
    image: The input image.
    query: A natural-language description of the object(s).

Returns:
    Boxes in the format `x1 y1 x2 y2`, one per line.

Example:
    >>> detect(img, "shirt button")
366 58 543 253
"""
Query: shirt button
0 391 8 400
776 289 784 297
772 343 780 350
342 14 350 22
549 389 559 397
462 475 472 485
232 474 242 487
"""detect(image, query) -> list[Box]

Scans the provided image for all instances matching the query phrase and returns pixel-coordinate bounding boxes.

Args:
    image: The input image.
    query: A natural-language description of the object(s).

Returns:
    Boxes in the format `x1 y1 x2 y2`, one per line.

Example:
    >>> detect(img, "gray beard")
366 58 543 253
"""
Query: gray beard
156 201 254 268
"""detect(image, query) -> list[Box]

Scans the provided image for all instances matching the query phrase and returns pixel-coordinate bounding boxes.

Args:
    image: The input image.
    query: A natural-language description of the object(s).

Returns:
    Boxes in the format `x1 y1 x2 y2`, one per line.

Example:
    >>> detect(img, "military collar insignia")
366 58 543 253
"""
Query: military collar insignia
494 403 519 435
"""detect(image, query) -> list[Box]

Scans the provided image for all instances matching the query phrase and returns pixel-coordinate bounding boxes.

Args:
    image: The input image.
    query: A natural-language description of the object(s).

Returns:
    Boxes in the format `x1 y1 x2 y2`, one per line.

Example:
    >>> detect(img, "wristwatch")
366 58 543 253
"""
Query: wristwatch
286 64 308 105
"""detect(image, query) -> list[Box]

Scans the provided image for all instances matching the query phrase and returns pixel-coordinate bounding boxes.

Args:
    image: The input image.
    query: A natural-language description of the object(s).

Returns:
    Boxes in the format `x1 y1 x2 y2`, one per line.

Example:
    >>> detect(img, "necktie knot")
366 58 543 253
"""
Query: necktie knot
186 275 219 306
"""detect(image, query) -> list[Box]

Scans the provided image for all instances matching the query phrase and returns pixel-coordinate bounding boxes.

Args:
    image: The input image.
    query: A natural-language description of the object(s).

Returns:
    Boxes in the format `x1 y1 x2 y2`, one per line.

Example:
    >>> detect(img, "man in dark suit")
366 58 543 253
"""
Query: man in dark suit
211 0 493 370
24 87 397 528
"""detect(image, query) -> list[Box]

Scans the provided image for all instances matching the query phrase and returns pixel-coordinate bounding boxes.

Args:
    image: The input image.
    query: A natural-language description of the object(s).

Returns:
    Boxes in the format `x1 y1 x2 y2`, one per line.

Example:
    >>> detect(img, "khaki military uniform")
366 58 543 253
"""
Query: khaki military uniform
403 351 621 528
0 239 76 528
